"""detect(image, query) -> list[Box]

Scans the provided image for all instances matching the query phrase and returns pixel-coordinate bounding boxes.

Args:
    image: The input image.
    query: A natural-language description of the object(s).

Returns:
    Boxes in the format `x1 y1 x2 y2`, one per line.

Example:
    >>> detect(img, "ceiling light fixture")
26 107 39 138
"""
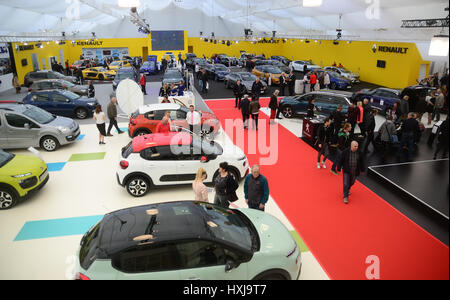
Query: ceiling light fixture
429 35 449 56
303 0 323 7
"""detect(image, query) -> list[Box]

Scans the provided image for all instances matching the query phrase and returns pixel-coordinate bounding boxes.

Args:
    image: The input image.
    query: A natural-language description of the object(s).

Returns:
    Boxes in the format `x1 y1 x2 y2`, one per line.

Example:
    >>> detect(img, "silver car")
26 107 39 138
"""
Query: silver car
224 72 268 95
0 103 80 151
29 79 89 96
324 66 360 84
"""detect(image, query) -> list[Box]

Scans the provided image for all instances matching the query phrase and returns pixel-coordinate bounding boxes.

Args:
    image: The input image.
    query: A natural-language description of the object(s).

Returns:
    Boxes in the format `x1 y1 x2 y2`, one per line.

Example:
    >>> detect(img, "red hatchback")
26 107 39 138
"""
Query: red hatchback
128 103 221 138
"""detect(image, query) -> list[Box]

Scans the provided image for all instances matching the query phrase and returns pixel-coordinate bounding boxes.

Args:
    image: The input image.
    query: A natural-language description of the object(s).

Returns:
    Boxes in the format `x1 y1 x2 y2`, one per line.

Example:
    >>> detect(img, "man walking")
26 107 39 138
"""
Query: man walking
288 71 296 96
316 117 333 169
331 123 352 175
396 112 420 161
251 77 263 102
106 95 124 136
244 165 270 211
399 95 410 122
433 89 445 122
363 109 377 153
233 80 245 108
337 141 365 204
239 94 251 129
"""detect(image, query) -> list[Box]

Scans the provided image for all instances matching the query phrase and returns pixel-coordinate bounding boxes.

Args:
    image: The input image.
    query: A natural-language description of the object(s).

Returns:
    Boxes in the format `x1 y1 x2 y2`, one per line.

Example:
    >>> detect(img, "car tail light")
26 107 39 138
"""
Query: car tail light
120 160 129 169
75 273 90 280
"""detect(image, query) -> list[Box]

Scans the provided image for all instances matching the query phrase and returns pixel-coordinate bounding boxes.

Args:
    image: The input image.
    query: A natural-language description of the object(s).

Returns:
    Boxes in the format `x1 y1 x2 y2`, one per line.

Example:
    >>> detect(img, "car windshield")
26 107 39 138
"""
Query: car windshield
192 136 223 156
196 202 254 251
48 71 65 79
110 61 120 66
265 66 282 74
215 66 227 72
165 71 181 79
0 150 14 168
23 105 55 124
62 90 81 100
74 60 83 65
61 80 75 88
116 72 134 80
240 73 257 81
327 71 341 78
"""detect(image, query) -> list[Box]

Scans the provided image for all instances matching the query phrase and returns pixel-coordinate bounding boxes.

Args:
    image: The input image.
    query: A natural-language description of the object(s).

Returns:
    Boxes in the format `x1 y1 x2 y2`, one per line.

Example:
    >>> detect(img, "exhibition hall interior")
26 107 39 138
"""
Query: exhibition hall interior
0 0 449 281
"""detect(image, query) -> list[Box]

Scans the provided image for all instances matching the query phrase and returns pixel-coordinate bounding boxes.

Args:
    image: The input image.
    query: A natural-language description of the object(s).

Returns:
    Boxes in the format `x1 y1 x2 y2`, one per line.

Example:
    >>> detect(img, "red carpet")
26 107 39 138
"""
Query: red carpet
206 98 449 280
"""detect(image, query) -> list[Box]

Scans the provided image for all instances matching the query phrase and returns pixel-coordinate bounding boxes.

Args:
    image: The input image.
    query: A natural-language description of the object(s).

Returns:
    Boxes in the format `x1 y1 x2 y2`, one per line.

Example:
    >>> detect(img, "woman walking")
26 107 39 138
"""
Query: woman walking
306 98 316 118
269 90 280 124
249 97 261 130
193 168 209 202
93 105 106 145
213 162 239 209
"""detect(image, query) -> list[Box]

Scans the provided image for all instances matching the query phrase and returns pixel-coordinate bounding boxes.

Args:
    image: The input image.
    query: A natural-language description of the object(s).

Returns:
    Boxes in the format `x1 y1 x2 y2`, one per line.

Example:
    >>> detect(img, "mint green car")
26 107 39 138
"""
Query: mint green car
0 149 49 209
75 201 302 280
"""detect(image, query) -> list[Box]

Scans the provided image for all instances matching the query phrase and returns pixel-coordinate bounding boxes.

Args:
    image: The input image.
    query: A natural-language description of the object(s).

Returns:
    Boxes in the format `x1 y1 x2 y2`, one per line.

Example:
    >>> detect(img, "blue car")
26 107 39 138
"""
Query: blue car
140 55 158 75
279 91 352 119
309 69 352 90
23 90 98 119
352 87 401 112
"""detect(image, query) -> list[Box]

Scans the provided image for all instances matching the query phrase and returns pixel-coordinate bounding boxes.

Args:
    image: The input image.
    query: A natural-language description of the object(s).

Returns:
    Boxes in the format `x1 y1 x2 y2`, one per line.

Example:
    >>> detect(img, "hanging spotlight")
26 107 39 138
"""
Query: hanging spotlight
303 0 323 7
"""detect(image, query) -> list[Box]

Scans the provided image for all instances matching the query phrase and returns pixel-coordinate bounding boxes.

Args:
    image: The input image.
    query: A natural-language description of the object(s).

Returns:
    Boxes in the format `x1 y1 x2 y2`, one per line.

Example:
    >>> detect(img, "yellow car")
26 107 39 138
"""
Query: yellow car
108 60 132 71
82 67 116 81
252 65 283 85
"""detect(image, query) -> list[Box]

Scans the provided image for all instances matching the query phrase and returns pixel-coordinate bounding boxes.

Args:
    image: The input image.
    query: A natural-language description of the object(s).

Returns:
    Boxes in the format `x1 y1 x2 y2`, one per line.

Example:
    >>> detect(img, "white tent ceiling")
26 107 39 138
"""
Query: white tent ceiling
0 0 448 41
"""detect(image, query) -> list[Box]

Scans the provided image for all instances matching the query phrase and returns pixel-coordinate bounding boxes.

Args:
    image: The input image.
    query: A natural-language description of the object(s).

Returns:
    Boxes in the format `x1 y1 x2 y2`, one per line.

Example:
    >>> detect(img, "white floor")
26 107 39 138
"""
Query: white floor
0 122 329 280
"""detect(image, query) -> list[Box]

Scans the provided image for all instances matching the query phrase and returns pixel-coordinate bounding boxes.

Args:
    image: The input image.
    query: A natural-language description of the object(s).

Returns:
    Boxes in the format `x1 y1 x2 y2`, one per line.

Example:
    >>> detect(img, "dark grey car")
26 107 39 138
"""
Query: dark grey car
224 72 268 95
162 68 184 86
29 79 88 96
0 103 80 151
24 70 77 87
112 67 139 91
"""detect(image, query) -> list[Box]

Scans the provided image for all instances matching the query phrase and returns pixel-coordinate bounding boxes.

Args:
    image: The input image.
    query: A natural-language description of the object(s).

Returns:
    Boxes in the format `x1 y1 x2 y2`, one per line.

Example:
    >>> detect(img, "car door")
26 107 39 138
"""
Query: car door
84 69 98 79
174 144 198 183
112 243 181 280
0 113 8 148
4 113 40 148
176 240 248 280
140 146 178 185
29 93 52 111
383 91 400 109
51 93 73 117
314 94 334 115
370 89 386 109
293 94 312 115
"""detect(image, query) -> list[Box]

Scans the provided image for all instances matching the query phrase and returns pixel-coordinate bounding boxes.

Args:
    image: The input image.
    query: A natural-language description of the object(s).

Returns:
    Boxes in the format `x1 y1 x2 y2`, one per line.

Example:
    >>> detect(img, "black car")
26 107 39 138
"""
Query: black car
186 57 206 70
224 72 268 95
271 56 291 66
162 68 185 86
218 55 238 67
24 70 77 88
204 64 230 81
113 67 139 91
400 85 437 112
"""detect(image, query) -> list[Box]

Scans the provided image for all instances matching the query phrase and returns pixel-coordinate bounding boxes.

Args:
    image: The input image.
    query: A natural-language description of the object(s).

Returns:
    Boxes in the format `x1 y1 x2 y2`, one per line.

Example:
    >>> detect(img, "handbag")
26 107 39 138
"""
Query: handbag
227 191 239 203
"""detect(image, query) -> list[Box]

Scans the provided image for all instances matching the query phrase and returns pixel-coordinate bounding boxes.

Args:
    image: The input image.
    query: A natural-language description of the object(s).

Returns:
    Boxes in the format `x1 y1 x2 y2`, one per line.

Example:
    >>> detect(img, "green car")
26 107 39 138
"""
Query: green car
0 149 49 209
75 201 302 280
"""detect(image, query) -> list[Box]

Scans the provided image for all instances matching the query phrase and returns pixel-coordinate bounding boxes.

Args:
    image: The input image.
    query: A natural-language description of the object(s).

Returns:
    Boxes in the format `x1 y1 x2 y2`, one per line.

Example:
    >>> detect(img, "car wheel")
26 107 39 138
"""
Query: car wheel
0 187 17 210
133 129 151 138
126 176 150 197
330 82 337 90
282 106 294 118
98 74 104 81
40 136 59 152
75 108 88 119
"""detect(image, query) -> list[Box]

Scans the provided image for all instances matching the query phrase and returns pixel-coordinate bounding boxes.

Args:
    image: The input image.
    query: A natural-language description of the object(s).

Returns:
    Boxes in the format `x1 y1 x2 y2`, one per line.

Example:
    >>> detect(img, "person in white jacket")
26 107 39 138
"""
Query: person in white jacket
324 72 331 89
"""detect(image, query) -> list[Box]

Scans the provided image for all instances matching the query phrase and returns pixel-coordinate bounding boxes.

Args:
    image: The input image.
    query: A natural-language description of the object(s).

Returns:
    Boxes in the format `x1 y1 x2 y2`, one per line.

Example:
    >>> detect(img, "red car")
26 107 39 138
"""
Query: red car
70 59 91 72
128 103 221 138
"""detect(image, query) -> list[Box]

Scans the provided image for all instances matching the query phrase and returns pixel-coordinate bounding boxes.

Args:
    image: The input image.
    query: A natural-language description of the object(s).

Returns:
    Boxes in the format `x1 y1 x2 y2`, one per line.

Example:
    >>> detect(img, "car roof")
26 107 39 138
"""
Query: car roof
0 102 30 113
132 132 192 152
378 87 401 94
29 89 66 94
138 103 182 114
309 90 352 98
97 201 237 256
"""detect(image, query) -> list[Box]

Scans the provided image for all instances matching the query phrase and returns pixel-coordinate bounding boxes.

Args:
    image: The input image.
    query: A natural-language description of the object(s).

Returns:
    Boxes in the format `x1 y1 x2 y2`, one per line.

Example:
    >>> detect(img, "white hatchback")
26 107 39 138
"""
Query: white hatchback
116 132 249 197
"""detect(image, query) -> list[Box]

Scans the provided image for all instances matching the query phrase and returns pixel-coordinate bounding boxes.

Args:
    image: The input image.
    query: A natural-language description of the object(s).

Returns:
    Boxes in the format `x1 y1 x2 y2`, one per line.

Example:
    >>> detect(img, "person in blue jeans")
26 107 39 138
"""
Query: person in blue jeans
337 141 365 204
244 165 269 211
331 123 352 175
396 113 420 161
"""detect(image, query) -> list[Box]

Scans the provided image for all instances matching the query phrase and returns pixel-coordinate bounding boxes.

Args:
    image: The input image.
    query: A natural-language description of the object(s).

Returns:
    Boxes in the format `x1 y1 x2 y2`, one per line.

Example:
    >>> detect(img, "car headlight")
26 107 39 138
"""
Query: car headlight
12 173 32 178
57 126 70 134
87 102 96 106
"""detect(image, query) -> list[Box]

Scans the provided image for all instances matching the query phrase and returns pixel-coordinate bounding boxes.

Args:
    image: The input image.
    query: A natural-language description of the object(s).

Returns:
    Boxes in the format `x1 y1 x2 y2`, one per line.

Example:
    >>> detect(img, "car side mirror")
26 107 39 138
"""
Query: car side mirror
66 99 71 103
24 123 30 129
225 259 238 273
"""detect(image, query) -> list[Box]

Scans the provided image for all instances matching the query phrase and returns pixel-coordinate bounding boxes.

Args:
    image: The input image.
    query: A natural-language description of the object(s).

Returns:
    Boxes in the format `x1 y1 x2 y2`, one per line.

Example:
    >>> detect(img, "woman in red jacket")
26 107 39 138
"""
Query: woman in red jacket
140 74 147 95
356 101 365 137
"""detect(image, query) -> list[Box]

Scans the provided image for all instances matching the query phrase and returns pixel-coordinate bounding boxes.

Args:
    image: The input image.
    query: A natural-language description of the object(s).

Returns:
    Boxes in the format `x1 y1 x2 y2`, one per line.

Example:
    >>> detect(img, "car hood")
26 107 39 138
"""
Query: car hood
279 96 297 104
2 154 46 176
243 80 267 88
74 97 97 104
46 115 78 129
213 139 245 158
238 208 296 254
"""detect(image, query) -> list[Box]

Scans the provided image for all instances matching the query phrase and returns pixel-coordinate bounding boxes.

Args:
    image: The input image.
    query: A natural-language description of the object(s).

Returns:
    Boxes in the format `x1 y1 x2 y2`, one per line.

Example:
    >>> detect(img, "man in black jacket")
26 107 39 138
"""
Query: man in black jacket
251 77 263 102
239 95 251 129
363 109 377 153
316 118 333 169
106 95 124 136
330 105 346 141
433 116 449 159
396 112 420 160
337 141 365 204
279 73 287 96
288 71 296 96
234 80 245 108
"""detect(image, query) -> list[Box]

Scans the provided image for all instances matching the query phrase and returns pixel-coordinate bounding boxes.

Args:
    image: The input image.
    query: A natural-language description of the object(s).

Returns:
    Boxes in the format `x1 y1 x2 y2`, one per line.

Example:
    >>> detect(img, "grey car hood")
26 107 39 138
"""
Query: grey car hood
46 115 77 129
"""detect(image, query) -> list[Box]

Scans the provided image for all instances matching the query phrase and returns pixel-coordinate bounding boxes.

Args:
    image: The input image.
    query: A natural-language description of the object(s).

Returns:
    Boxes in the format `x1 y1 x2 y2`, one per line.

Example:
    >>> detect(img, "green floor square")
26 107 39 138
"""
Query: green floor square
68 152 106 162
290 231 309 253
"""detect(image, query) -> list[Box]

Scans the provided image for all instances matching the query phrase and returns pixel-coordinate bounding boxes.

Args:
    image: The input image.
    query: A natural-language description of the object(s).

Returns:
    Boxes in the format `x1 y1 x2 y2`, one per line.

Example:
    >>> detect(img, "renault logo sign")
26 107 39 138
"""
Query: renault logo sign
372 44 377 53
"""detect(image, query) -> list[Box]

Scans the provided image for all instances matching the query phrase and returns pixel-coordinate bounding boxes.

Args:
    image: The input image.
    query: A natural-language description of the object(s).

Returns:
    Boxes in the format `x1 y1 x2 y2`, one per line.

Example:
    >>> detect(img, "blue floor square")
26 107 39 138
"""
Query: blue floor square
46 162 66 172
77 134 86 141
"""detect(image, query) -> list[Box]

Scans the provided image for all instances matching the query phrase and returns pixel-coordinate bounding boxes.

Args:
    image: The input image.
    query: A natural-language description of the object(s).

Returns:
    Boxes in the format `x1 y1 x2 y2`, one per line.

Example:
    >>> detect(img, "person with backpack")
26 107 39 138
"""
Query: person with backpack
213 162 239 209
331 123 352 175
378 115 398 155
249 97 261 130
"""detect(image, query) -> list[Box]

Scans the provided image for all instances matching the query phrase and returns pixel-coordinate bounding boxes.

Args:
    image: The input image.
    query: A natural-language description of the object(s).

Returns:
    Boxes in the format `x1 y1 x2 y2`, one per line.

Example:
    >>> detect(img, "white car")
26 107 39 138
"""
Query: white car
117 132 249 197
290 60 321 72
324 66 360 84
